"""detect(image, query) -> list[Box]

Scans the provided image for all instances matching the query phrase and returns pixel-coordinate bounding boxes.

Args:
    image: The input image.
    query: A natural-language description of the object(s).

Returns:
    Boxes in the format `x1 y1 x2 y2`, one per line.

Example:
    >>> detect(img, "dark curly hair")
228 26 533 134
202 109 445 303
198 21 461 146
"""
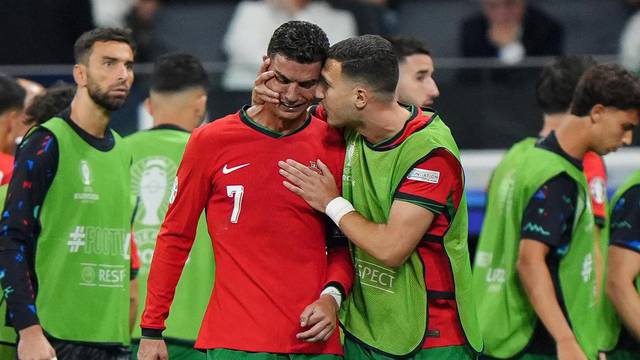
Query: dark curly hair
536 56 596 115
151 52 208 93
25 83 76 125
0 73 25 115
385 36 431 63
328 35 398 99
267 21 329 64
570 64 640 117
74 27 136 64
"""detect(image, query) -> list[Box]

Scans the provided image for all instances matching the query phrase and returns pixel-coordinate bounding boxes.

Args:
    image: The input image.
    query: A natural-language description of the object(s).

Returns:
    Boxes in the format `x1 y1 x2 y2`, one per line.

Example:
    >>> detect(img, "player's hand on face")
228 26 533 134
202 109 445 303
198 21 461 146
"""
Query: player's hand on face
137 338 169 360
251 57 280 106
556 337 588 360
278 159 339 212
296 294 339 343
17 325 56 360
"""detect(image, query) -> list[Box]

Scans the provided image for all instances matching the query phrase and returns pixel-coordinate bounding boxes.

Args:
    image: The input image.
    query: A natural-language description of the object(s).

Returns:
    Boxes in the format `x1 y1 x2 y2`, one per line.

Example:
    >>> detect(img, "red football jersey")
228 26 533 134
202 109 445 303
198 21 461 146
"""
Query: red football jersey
0 152 14 185
141 108 351 354
582 151 607 225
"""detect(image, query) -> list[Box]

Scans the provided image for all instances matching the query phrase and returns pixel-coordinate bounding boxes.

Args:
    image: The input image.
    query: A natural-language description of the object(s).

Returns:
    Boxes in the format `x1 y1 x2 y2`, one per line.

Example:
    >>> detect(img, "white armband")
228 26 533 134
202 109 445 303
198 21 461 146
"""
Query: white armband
325 197 355 227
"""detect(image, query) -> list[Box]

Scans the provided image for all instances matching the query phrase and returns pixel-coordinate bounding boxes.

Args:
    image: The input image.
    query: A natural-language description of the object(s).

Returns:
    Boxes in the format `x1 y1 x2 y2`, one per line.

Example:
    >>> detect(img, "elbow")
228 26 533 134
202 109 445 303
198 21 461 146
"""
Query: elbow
375 250 410 268
606 275 626 302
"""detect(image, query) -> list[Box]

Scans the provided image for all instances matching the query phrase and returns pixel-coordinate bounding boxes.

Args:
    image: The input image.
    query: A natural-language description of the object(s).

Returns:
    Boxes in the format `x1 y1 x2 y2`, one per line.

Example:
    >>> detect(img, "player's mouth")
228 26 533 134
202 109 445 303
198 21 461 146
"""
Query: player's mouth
279 102 305 112
110 86 130 97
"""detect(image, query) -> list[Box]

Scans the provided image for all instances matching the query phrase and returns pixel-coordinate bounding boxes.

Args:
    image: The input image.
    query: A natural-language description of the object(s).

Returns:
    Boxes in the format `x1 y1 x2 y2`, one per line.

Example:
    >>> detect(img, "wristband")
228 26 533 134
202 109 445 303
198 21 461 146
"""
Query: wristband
321 286 343 308
325 197 355 227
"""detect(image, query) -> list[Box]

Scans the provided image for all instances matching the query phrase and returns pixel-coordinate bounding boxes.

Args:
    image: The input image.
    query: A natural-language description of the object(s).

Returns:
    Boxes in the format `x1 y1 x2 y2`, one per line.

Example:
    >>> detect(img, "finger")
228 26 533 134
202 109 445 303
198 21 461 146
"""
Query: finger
317 159 334 180
299 305 314 327
296 319 328 340
279 168 305 187
257 57 271 76
285 159 316 177
283 181 304 195
278 161 312 181
322 324 336 341
309 325 334 343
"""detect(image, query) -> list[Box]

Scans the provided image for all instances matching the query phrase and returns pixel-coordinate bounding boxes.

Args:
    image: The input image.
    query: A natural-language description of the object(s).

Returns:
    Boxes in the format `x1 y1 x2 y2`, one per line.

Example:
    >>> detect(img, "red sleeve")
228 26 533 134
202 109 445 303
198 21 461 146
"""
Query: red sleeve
582 151 607 225
395 150 462 216
140 127 213 335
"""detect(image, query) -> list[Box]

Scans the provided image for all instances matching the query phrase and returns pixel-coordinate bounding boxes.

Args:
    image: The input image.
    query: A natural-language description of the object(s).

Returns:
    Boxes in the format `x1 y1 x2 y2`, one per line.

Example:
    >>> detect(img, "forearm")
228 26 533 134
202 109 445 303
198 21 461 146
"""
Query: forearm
607 277 640 340
339 212 406 267
518 258 575 342
0 240 39 330
325 244 354 296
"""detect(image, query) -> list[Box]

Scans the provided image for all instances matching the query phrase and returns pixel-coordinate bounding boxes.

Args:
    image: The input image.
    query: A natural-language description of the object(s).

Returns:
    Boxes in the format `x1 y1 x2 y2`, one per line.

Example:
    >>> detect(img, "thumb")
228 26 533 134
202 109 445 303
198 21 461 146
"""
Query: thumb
317 159 333 179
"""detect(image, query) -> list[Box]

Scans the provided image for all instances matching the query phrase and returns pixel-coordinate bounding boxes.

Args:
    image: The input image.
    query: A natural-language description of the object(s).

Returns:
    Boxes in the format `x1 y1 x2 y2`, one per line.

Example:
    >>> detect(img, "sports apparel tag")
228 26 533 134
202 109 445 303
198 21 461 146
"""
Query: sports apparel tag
407 168 440 184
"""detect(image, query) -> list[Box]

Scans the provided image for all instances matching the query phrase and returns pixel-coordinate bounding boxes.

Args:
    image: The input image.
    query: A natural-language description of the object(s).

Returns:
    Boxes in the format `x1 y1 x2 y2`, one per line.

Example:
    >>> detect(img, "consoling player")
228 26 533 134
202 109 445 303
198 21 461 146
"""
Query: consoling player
138 21 353 360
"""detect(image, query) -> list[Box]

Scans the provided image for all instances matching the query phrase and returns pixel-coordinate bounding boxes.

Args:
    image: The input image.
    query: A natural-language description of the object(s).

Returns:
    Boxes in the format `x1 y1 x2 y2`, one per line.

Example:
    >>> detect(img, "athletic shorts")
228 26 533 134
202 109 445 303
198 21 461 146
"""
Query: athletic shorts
132 341 206 360
50 339 131 360
343 337 475 359
207 348 342 360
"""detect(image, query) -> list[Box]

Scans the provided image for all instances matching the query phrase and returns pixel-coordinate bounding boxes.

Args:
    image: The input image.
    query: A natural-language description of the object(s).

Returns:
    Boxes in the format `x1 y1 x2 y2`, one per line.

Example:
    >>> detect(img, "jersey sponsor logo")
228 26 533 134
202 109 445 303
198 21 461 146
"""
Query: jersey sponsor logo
132 157 178 226
355 258 396 293
485 267 506 293
74 160 100 203
308 161 321 174
407 168 440 184
475 251 493 268
222 163 250 174
588 176 606 205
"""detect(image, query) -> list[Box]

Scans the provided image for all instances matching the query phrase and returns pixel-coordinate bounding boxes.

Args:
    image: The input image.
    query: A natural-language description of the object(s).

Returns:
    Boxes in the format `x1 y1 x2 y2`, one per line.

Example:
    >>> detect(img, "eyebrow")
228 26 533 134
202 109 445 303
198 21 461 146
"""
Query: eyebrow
320 74 332 87
275 70 318 84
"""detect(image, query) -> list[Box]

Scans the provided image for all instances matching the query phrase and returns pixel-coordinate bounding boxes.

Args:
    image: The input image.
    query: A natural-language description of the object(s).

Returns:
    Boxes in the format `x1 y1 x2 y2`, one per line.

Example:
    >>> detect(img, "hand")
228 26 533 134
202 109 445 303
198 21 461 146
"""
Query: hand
278 159 340 212
296 294 339 342
251 57 280 106
17 325 56 360
556 337 588 360
137 338 169 360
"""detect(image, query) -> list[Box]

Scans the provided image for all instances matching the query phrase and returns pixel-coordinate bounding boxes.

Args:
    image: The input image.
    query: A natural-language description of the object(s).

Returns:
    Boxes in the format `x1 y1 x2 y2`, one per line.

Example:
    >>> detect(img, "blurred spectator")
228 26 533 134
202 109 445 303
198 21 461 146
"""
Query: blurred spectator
124 0 161 63
620 7 640 74
92 0 133 28
10 79 45 153
0 0 94 65
328 0 396 35
223 0 357 90
386 36 439 107
24 84 76 126
461 0 563 64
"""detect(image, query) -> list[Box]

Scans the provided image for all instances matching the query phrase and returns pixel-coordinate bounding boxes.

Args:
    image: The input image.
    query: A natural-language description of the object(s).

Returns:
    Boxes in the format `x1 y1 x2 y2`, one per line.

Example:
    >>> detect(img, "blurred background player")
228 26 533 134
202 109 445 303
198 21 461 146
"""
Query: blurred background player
386 36 440 108
126 52 214 360
0 74 26 185
606 169 640 359
473 64 640 360
138 21 353 360
0 28 136 360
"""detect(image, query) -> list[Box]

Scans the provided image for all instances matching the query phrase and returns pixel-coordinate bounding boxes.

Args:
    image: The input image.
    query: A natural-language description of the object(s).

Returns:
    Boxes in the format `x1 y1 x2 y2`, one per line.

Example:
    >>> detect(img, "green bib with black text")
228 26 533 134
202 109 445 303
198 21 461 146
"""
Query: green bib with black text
35 117 131 345
340 110 482 357
125 128 214 342
472 138 598 359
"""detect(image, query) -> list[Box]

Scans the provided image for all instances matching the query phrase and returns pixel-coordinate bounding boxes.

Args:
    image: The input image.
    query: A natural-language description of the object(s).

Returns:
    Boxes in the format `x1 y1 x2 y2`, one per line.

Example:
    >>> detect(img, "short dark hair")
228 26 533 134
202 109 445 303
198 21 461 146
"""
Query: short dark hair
570 64 640 116
535 56 596 114
151 52 208 93
74 27 136 64
267 21 329 64
0 74 26 115
25 83 76 125
385 36 431 63
328 35 398 98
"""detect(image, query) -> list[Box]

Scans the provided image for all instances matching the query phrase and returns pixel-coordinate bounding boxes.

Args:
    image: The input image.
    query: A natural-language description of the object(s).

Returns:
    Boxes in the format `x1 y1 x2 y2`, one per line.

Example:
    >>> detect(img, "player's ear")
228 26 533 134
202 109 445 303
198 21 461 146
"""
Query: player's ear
195 94 207 119
73 64 88 87
354 87 367 110
589 104 605 124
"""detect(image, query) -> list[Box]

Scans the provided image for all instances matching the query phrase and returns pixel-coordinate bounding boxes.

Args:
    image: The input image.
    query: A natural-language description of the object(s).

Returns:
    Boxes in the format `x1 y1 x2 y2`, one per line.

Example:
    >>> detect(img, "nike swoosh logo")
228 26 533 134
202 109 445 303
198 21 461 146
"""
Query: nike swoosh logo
222 163 250 174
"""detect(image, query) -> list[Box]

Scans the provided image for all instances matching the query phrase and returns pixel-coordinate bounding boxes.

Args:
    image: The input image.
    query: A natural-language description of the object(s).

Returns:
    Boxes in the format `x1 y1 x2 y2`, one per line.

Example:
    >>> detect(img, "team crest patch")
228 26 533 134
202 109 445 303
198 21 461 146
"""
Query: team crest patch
407 168 440 184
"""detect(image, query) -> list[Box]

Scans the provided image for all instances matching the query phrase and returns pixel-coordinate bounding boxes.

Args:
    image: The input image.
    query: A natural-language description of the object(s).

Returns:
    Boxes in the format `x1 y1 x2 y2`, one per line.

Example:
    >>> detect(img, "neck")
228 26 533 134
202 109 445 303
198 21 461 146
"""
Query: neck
539 112 569 137
553 115 590 160
69 90 110 138
153 117 192 131
246 104 307 134
358 102 411 144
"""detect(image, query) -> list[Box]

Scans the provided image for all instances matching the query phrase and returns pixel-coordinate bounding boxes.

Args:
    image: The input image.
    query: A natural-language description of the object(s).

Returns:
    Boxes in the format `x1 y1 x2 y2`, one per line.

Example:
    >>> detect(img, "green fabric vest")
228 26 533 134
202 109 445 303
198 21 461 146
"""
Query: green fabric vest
35 117 131 345
0 185 15 345
601 170 640 350
125 129 214 342
340 110 482 357
473 138 599 359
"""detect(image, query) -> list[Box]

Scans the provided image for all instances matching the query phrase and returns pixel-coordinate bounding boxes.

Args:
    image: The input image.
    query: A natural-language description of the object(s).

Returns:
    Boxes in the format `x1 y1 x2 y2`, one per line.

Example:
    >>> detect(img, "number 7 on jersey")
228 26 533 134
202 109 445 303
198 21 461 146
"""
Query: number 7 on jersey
226 185 244 223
